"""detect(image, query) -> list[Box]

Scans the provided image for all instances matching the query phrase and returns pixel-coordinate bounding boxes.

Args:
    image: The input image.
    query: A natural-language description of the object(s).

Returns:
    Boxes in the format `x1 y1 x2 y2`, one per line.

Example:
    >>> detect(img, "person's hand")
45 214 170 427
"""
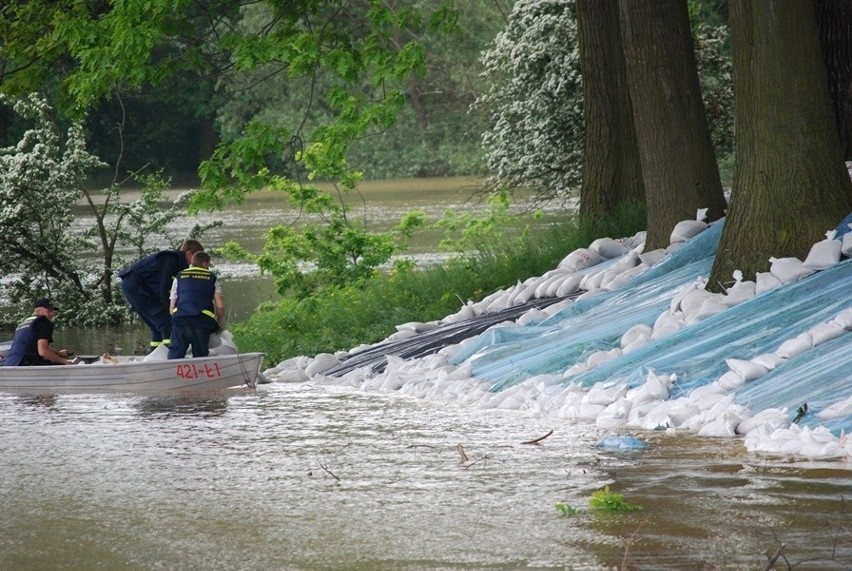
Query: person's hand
58 349 69 358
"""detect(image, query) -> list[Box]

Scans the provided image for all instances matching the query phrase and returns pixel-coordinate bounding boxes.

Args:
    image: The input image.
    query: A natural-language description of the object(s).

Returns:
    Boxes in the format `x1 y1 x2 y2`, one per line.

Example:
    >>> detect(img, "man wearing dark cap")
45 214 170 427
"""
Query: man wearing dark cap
118 239 204 352
3 299 75 366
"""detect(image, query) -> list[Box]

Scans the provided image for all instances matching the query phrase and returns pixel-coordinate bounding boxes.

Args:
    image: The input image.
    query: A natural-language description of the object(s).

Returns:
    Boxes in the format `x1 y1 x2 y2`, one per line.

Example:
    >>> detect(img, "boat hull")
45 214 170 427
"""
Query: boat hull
0 352 264 394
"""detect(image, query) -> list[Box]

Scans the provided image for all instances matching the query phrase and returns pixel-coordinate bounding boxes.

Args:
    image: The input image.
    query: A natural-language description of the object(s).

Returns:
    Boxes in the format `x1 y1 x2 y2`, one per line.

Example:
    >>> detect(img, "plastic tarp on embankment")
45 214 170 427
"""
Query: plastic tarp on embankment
447 221 851 436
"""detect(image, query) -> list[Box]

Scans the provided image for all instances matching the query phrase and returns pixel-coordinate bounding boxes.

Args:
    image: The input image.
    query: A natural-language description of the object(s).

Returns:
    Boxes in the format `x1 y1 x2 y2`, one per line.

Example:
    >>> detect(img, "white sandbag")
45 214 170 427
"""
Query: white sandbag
809 322 846 345
562 362 588 377
602 264 645 291
832 307 852 330
589 237 628 259
670 219 708 244
776 332 813 359
621 323 653 348
685 297 728 324
622 337 651 354
386 329 418 342
579 270 606 291
679 287 714 314
304 353 341 377
586 348 622 369
769 256 814 284
651 311 685 339
535 272 567 298
554 273 583 297
842 230 852 257
638 248 666 266
735 408 789 435
516 308 548 326
585 382 628 406
143 344 169 362
755 271 783 295
722 279 756 307
697 414 739 437
396 321 439 334
751 352 785 371
652 398 701 428
725 358 768 382
558 248 604 272
544 298 573 316
717 370 745 390
803 231 841 270
817 395 852 419
643 370 674 400
596 397 632 428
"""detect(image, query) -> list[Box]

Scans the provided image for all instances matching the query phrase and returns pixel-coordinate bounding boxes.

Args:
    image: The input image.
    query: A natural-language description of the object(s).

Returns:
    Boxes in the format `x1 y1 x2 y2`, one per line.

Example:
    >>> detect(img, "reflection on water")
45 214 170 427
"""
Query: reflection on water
135 395 229 418
1 381 849 570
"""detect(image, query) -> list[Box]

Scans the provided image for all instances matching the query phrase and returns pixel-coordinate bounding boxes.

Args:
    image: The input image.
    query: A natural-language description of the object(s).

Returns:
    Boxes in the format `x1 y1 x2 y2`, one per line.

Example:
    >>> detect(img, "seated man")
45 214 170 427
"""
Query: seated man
3 298 75 366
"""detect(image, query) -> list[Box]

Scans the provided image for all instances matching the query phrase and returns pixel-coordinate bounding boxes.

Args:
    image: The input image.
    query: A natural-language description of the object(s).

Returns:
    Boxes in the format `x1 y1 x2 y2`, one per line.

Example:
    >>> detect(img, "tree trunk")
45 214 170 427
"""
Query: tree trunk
618 0 727 251
815 0 852 160
576 0 645 227
708 0 852 288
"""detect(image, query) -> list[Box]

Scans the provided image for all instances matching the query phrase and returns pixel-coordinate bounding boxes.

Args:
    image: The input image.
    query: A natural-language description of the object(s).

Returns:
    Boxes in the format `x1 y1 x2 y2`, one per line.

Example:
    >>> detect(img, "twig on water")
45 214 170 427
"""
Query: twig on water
457 444 469 464
764 542 785 570
319 463 340 482
521 429 554 445
620 521 647 570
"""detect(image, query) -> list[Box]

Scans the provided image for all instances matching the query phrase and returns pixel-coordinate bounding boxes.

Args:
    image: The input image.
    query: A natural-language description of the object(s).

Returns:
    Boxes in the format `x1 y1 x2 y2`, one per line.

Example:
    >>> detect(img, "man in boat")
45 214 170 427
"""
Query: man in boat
167 251 225 359
118 239 204 352
3 298 75 366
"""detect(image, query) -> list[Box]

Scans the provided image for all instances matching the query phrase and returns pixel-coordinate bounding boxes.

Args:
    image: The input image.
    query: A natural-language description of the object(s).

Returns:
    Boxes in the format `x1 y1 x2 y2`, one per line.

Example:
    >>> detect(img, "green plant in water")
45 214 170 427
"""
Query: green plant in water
555 502 581 517
589 486 643 513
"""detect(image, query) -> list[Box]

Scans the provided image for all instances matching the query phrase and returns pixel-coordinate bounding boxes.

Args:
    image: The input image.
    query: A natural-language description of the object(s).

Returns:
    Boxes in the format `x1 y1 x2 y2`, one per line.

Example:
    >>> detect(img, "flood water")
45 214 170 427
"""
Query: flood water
2 178 851 569
1 382 849 570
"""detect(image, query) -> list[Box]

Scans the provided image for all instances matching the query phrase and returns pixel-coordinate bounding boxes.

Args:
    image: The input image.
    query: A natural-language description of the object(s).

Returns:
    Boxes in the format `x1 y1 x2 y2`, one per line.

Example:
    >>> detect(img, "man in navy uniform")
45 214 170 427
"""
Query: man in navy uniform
3 298 75 366
118 239 204 352
168 251 225 359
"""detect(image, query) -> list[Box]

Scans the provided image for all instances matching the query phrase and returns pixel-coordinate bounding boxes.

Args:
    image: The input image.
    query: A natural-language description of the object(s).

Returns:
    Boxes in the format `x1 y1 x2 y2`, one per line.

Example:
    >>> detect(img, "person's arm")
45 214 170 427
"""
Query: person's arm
213 292 225 325
37 339 72 364
169 279 178 314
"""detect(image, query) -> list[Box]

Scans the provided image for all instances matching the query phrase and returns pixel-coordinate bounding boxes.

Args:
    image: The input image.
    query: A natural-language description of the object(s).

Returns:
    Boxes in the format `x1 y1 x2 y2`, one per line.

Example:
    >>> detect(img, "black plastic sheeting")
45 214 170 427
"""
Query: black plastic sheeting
323 292 583 377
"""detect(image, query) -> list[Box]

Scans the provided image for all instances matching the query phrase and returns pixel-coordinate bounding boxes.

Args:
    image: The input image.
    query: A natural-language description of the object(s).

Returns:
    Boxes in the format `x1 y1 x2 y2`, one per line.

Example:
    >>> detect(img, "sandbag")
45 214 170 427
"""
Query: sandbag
558 248 604 272
803 231 841 270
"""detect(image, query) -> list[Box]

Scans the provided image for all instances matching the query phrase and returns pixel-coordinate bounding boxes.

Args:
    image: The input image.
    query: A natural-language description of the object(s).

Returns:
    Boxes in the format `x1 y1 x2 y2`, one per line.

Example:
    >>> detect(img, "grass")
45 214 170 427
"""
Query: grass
231 205 647 367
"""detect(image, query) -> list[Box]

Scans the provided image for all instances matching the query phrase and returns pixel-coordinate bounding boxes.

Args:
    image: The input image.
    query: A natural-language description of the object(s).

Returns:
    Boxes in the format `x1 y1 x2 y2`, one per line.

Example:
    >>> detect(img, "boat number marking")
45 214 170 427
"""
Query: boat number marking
176 362 222 380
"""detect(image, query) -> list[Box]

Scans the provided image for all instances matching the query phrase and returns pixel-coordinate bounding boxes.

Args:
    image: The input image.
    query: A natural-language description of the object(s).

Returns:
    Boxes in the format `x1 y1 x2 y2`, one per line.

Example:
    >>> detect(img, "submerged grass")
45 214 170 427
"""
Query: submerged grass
232 206 646 367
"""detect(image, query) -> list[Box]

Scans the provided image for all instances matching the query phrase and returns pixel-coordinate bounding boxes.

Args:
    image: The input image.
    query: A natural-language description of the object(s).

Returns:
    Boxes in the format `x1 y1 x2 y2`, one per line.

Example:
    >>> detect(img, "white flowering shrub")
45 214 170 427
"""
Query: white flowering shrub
475 0 583 201
476 1 734 201
0 94 214 326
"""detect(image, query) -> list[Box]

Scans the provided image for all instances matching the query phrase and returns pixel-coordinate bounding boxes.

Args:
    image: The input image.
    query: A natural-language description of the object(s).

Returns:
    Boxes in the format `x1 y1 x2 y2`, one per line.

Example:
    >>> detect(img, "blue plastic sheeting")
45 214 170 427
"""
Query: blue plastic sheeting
450 219 852 435
835 212 852 238
450 222 723 387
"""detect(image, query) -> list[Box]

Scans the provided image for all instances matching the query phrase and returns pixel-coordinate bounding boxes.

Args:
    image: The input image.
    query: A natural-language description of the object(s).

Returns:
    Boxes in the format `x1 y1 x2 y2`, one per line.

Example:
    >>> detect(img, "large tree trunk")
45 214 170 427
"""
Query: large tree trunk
618 0 727 251
708 0 852 288
815 0 852 160
576 0 645 227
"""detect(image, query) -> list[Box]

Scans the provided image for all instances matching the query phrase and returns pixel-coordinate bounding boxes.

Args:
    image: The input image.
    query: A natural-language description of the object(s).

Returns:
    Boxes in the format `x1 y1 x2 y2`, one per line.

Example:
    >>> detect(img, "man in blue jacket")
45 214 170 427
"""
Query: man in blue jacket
3 298 74 366
118 239 204 352
168 251 225 359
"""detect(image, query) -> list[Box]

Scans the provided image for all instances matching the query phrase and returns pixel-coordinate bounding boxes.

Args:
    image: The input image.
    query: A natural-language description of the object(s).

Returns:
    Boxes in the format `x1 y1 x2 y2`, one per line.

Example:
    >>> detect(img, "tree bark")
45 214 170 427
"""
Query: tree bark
815 0 852 160
708 0 852 288
576 0 645 227
618 0 727 251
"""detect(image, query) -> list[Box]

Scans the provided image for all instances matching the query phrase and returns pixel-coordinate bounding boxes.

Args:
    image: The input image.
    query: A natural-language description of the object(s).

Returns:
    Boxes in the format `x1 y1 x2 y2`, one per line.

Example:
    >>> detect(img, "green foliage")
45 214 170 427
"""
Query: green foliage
589 486 643 514
232 205 647 365
244 174 425 297
555 502 581 517
0 93 214 326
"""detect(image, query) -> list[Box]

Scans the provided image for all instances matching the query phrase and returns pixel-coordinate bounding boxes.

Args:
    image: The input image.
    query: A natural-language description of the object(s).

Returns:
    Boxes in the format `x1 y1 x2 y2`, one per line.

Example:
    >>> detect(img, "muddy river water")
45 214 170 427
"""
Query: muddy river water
1 382 849 570
1 178 850 569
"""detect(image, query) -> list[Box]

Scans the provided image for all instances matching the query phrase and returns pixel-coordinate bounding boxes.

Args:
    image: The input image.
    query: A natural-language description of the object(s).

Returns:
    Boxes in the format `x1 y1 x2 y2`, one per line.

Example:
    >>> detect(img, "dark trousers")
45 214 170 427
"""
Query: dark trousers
121 276 172 346
168 324 213 359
